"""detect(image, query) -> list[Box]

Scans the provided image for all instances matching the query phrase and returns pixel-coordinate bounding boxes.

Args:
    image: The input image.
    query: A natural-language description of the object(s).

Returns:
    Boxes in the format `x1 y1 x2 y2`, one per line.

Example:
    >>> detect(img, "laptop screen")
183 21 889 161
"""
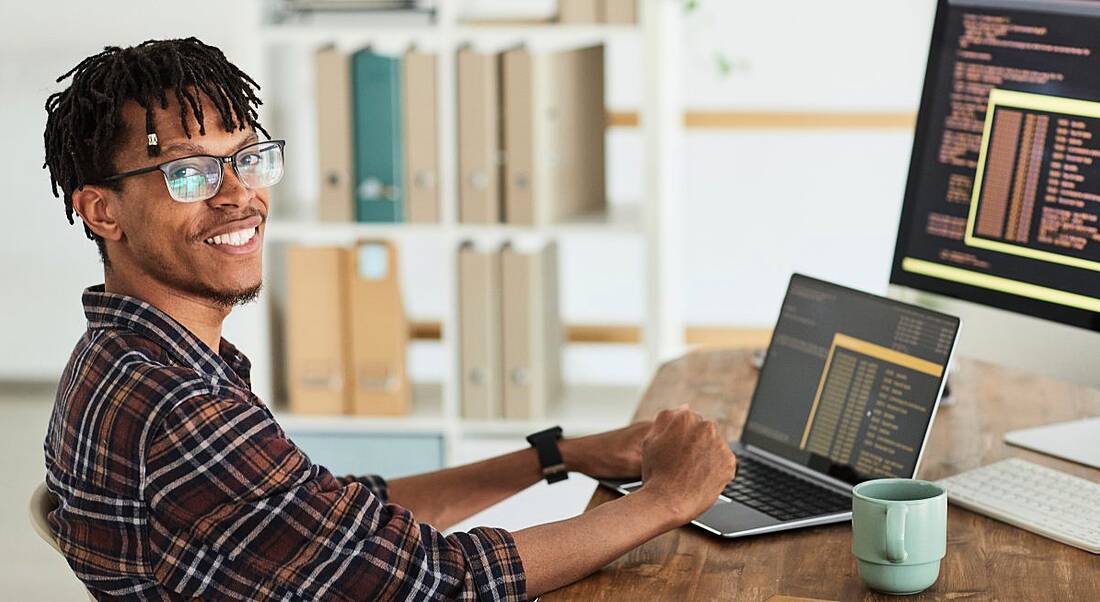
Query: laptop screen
741 274 960 485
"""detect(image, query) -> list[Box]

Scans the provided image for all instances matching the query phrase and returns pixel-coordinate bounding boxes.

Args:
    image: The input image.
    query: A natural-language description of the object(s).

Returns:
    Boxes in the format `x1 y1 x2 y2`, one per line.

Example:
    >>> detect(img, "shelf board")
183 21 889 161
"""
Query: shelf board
274 382 447 433
460 383 641 437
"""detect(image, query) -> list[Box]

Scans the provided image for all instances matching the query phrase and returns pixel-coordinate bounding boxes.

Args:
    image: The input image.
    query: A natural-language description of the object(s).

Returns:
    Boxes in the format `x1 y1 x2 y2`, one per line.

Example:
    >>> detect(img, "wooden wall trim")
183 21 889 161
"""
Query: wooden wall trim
409 321 772 349
607 110 916 130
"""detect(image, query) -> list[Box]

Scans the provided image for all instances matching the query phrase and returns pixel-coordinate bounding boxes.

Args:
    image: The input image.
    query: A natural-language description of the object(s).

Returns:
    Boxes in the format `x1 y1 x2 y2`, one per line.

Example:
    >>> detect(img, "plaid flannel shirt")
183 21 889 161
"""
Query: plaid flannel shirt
43 285 526 600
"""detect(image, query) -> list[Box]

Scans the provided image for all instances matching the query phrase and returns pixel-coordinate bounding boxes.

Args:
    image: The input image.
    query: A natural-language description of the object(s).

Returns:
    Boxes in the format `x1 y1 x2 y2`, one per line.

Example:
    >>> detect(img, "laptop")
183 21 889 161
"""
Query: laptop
600 274 961 538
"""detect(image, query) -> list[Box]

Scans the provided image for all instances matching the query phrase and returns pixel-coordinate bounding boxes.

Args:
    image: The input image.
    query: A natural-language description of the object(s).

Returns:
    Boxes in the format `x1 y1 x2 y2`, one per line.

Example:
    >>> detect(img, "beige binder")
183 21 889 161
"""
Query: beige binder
502 44 606 225
559 0 601 22
501 240 562 419
550 44 606 221
346 240 410 416
402 48 440 223
458 241 504 418
286 245 351 414
501 46 535 224
315 45 355 222
602 0 637 24
457 46 503 223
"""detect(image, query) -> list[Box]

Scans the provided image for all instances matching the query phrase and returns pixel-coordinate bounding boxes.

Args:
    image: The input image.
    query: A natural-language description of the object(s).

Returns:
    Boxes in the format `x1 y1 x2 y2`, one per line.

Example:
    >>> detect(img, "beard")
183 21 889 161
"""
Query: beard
168 273 263 308
198 281 263 307
140 250 264 308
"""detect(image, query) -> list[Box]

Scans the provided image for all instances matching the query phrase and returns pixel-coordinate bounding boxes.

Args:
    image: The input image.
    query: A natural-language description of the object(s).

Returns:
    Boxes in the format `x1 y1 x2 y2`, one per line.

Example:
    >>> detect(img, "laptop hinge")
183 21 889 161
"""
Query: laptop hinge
744 444 854 495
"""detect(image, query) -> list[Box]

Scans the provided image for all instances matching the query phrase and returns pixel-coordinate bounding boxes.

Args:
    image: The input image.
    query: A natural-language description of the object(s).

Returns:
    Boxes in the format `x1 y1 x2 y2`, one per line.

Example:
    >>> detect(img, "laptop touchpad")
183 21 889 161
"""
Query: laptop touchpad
694 498 779 534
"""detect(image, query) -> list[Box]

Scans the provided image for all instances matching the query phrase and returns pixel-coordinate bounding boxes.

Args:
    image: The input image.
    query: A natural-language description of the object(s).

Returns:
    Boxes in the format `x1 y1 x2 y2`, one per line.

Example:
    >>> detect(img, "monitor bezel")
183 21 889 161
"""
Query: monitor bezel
888 0 1100 334
740 273 961 486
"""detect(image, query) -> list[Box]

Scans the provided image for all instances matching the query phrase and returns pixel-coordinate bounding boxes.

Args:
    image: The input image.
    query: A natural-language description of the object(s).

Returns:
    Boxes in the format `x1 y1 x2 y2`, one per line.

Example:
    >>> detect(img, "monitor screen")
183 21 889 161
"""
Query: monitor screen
891 0 1100 331
741 274 960 484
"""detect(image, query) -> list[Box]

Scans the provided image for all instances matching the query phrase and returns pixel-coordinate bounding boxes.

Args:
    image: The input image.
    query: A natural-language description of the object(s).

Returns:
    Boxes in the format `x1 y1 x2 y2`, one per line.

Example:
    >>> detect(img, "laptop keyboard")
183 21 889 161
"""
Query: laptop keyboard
722 455 851 522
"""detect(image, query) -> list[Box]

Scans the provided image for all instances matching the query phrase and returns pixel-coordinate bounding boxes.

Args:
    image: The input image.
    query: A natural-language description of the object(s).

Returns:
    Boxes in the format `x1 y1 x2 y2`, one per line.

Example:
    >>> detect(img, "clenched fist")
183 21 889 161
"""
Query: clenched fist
639 405 737 524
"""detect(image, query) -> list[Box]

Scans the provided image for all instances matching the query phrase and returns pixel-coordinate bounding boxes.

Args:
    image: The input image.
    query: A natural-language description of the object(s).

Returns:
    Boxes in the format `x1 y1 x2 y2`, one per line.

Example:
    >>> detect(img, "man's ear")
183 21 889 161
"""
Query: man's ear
71 186 123 242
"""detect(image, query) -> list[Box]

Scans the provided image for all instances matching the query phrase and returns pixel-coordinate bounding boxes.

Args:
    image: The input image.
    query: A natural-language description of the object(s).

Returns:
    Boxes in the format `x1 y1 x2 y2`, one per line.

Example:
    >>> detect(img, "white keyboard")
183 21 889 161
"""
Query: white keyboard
936 458 1100 554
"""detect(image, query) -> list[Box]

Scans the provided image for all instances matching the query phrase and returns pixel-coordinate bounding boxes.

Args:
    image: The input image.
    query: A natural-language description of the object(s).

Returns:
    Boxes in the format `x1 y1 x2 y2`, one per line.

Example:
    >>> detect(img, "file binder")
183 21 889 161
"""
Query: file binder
501 239 562 419
603 0 637 24
550 44 606 222
457 46 503 223
458 241 504 418
286 245 351 414
402 48 440 223
346 240 410 415
501 44 606 225
501 45 535 225
559 0 600 22
353 48 405 223
315 45 354 222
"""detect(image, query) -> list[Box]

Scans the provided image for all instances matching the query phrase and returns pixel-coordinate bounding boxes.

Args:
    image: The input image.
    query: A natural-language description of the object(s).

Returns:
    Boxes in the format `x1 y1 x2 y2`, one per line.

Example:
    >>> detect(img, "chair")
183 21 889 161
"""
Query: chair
29 482 95 600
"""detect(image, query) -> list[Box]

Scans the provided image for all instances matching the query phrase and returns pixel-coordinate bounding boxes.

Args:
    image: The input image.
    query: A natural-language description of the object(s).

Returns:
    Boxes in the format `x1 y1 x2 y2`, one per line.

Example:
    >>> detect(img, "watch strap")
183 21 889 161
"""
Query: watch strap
526 426 568 484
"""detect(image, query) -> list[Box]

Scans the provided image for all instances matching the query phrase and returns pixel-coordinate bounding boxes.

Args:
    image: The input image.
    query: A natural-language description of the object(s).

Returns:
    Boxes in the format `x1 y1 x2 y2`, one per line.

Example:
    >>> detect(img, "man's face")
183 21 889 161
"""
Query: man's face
107 96 268 306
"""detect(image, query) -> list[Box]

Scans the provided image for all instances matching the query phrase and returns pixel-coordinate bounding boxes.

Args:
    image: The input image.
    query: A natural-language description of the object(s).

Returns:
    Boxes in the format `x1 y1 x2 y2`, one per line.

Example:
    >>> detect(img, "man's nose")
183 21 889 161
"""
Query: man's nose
207 161 254 209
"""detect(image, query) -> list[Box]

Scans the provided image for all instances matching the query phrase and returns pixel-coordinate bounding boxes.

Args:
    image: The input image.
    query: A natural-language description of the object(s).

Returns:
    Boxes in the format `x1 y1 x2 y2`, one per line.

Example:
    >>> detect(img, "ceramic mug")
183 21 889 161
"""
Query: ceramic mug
851 478 947 595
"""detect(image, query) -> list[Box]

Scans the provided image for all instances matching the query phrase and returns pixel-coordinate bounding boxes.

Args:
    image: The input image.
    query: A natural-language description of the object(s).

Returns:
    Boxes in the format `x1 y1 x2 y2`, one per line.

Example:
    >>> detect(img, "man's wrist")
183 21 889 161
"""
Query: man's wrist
627 486 686 532
558 437 588 475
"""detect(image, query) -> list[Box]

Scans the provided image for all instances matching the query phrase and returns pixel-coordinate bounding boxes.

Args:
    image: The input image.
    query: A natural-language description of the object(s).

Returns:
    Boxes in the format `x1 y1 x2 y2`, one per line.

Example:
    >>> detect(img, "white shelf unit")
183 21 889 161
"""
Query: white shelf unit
250 0 684 466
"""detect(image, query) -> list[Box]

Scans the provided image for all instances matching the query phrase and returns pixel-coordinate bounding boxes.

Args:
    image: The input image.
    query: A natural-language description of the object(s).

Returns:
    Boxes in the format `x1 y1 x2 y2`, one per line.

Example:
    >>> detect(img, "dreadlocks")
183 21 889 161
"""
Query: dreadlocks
42 37 269 267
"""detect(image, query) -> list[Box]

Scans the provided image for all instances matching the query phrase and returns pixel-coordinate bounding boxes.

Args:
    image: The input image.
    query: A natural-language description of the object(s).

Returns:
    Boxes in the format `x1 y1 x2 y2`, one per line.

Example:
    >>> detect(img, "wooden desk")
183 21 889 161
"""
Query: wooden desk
545 350 1100 601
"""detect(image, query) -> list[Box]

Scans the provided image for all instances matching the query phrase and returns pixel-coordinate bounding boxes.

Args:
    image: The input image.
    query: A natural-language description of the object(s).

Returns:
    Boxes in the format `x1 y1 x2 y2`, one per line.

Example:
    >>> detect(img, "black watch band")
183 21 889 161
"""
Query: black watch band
526 426 568 484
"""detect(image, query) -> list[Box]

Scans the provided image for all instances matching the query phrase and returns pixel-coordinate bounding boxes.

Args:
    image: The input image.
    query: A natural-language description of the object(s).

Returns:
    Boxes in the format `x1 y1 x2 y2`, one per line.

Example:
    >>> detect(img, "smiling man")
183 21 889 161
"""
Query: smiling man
41 38 736 600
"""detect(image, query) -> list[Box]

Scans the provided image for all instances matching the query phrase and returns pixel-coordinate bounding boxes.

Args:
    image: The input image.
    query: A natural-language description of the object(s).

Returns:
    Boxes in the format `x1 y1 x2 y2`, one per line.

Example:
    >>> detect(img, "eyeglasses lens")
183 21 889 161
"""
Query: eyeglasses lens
237 142 285 189
165 157 222 202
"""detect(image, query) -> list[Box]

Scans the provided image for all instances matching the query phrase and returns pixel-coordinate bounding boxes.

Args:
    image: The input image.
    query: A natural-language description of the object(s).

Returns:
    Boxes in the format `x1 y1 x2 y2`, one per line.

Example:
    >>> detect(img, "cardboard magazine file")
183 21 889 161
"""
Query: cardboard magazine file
286 245 352 414
457 45 503 223
346 240 410 415
315 45 355 222
458 240 504 418
500 238 563 419
402 47 440 223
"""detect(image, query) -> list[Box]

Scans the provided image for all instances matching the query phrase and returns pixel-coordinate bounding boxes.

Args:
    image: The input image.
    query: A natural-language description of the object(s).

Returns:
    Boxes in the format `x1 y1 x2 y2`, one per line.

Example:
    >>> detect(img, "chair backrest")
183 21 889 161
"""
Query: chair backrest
30 482 98 600
30 482 63 554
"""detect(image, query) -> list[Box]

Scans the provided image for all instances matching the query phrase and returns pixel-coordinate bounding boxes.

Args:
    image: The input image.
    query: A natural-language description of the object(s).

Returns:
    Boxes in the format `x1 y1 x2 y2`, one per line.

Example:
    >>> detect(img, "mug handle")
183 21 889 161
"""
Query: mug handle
885 504 909 563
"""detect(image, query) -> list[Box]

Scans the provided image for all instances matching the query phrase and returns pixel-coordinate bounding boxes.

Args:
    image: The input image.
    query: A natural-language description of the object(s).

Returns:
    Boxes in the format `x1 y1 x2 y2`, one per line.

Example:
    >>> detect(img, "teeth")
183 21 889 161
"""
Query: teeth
204 227 256 247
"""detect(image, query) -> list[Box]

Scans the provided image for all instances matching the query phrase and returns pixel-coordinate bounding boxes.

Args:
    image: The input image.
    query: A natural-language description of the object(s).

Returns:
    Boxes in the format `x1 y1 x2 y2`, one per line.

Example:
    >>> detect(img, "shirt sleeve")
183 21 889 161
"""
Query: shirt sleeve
334 473 390 504
143 394 526 601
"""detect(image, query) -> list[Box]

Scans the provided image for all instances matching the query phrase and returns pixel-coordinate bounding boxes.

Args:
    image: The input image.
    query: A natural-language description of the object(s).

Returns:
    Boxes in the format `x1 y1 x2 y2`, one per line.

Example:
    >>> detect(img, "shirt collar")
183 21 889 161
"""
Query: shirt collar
82 284 252 388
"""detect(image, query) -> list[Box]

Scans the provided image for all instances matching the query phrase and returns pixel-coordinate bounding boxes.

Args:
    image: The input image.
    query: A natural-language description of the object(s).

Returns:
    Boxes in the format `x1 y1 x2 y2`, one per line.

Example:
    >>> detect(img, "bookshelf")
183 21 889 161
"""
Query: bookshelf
249 0 684 469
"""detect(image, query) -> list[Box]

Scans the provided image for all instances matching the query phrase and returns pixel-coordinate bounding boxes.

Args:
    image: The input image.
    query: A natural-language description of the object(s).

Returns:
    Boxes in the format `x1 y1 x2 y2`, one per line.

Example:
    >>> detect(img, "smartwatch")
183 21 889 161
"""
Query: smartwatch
526 426 568 484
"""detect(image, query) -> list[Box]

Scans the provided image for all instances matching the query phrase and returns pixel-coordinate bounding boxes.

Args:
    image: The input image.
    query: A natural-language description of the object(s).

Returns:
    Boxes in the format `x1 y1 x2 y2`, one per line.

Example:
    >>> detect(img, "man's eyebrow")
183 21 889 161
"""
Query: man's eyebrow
161 133 260 157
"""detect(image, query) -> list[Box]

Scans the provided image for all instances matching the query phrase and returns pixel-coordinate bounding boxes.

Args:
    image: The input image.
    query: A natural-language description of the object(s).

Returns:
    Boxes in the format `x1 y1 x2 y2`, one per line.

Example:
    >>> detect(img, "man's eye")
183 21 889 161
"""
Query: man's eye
171 166 203 179
238 153 261 167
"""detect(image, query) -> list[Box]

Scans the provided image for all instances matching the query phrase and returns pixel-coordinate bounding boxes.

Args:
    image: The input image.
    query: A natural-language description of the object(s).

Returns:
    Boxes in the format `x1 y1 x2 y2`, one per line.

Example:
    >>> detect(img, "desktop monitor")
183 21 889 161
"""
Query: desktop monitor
889 0 1100 467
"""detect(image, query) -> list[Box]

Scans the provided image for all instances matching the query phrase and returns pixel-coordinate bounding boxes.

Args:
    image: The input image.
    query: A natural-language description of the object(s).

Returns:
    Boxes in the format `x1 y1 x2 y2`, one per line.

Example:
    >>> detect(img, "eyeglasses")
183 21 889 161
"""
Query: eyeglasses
99 139 286 203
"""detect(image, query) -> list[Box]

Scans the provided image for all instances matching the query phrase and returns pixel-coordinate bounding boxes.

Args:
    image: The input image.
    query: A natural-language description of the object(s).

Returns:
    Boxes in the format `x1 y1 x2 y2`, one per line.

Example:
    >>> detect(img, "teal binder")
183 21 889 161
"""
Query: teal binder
352 49 405 223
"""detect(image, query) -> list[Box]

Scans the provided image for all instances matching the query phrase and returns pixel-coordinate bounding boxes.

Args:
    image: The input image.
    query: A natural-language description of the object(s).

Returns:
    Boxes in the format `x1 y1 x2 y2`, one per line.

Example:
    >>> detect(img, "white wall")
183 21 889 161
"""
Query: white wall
0 0 262 380
16 1 1089 388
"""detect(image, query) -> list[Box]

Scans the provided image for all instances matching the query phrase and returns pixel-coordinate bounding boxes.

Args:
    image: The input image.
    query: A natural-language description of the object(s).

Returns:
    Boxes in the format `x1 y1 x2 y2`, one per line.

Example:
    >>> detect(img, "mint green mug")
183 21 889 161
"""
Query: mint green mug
851 479 947 595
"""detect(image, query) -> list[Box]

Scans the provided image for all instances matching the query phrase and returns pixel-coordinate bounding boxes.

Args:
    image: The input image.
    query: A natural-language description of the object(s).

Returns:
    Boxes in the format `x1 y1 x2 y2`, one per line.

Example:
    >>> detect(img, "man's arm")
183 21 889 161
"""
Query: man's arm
144 395 527 600
514 407 737 596
386 422 651 530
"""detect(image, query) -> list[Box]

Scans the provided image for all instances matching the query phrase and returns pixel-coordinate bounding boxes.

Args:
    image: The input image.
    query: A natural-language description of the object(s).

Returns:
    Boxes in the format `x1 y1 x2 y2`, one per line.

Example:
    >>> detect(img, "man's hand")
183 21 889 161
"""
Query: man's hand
561 421 653 478
638 406 737 524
